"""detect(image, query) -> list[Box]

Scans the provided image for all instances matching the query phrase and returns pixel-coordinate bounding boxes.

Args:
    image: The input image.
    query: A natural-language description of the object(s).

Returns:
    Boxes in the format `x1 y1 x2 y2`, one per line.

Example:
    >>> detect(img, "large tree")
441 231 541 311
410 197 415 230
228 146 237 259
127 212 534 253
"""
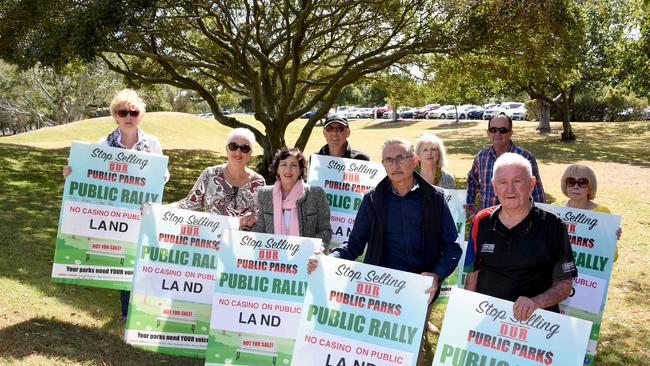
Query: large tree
1 0 486 172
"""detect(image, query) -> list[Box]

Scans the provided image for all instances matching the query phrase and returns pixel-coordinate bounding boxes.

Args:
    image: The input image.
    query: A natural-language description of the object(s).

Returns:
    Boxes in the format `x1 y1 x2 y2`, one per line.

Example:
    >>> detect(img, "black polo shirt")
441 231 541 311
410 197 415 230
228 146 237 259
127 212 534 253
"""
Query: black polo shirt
474 204 577 313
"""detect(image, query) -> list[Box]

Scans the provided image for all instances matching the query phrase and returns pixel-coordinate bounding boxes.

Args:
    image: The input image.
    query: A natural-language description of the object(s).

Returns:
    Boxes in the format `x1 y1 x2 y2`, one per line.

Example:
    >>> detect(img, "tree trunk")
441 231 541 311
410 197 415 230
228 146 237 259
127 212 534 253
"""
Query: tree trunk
257 122 287 183
537 99 551 133
454 105 459 123
560 93 575 140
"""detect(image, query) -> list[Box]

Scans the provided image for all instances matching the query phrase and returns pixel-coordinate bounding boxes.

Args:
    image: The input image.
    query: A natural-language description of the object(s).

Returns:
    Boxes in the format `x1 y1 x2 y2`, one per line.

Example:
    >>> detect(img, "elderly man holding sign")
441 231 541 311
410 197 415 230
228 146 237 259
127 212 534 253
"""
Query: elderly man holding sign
465 153 578 321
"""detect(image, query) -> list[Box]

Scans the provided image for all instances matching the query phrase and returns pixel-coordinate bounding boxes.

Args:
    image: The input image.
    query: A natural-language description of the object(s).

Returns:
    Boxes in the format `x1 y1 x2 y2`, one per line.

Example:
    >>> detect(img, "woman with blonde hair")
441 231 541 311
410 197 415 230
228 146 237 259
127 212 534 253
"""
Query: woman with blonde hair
63 88 167 319
557 164 622 257
415 133 455 188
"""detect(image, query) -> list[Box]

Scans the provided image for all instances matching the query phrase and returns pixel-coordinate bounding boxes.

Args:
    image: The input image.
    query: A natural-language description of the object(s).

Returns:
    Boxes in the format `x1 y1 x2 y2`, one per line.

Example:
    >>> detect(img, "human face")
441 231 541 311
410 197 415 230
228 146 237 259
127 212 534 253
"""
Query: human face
491 164 536 211
487 115 512 151
114 103 143 131
417 142 440 169
226 136 252 165
382 143 417 186
277 155 301 187
565 176 590 201
323 123 350 154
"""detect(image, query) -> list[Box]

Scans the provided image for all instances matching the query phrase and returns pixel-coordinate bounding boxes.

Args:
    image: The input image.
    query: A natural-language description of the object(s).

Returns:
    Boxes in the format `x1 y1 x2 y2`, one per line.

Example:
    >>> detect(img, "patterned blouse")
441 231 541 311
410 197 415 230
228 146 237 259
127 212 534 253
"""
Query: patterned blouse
171 164 266 217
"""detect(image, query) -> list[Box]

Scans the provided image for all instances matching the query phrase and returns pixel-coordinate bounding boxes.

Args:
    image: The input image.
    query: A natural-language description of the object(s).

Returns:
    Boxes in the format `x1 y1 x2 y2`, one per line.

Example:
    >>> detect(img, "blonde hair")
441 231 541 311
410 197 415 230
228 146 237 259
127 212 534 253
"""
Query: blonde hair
110 89 146 118
561 164 597 200
415 133 448 169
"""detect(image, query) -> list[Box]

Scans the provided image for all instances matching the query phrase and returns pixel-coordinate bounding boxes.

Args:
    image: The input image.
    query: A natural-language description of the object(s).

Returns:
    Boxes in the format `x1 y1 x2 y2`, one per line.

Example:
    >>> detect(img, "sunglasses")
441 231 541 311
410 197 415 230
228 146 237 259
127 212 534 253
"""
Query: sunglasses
227 142 251 153
117 110 140 118
566 177 589 188
488 127 511 134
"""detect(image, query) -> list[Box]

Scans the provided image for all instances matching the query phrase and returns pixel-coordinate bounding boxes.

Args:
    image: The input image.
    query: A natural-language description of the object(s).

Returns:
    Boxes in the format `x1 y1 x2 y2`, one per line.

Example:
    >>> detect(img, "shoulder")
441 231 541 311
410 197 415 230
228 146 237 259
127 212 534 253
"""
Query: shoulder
476 206 497 225
304 184 325 197
592 204 611 213
350 150 370 161
533 205 564 225
511 142 537 160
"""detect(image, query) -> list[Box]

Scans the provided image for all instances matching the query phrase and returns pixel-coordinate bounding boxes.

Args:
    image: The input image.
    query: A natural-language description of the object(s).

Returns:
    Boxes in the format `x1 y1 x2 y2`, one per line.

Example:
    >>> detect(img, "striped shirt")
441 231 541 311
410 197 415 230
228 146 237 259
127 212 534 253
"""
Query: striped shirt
466 142 545 209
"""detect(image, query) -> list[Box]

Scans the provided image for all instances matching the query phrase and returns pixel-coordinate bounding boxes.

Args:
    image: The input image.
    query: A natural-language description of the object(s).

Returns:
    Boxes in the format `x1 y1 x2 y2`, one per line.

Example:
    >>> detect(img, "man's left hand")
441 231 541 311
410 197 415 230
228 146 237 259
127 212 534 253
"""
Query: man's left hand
422 272 440 304
513 296 539 321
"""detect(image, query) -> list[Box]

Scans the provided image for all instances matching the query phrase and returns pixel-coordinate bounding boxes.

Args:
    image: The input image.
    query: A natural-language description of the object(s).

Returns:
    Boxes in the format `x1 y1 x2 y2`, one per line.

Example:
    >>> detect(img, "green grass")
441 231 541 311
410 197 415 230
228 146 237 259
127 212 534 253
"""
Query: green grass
1 114 649 365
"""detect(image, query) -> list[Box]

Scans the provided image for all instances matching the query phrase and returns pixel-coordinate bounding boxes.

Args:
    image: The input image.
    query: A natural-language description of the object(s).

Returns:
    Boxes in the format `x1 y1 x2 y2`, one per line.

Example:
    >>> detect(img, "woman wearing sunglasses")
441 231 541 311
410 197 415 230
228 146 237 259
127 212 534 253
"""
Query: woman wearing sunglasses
63 89 168 179
557 164 622 258
170 128 265 229
253 147 332 245
62 89 168 320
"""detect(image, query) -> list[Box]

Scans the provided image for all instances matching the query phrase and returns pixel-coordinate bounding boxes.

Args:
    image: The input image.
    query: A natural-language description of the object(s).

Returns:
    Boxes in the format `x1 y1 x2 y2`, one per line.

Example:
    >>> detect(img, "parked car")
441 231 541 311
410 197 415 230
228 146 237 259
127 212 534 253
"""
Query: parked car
414 104 440 119
455 104 482 120
373 105 391 118
428 105 456 119
344 108 364 119
352 107 374 118
425 105 443 119
302 111 317 119
398 107 416 119
483 104 505 120
502 102 527 120
464 105 485 119
382 110 395 119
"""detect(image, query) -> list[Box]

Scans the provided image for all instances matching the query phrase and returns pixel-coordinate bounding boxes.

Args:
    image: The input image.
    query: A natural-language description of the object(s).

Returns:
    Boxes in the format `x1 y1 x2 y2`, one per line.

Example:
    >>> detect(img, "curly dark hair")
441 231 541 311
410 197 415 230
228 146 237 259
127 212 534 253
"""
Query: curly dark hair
270 147 307 180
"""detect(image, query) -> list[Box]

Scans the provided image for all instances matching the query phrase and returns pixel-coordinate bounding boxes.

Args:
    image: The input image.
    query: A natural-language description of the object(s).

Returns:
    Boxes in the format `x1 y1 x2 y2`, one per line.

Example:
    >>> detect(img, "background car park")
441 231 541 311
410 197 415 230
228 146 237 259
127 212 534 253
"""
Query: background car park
414 104 440 119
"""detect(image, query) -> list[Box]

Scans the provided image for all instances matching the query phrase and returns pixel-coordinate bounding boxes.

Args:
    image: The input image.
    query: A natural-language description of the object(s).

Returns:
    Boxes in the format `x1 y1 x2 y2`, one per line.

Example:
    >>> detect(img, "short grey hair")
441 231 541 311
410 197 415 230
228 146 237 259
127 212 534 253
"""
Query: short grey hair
226 128 256 146
381 137 414 157
492 153 532 180
415 133 448 169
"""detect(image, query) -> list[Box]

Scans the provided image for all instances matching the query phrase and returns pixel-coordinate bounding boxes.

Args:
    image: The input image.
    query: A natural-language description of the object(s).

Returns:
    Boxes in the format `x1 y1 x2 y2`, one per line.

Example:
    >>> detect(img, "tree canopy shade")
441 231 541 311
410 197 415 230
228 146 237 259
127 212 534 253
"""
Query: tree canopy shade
0 0 485 172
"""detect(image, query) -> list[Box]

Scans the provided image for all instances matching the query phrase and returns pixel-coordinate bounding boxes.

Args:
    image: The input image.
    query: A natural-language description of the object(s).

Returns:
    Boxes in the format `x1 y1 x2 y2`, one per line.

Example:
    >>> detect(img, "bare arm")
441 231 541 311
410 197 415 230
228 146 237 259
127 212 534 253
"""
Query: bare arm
513 278 572 321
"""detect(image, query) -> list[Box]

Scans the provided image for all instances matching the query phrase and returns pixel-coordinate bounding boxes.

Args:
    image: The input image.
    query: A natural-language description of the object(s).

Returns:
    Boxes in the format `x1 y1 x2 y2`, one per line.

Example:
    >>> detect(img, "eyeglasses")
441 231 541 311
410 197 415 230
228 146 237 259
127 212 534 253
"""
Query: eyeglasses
227 142 251 153
381 154 413 166
117 110 140 118
566 177 589 188
488 127 511 134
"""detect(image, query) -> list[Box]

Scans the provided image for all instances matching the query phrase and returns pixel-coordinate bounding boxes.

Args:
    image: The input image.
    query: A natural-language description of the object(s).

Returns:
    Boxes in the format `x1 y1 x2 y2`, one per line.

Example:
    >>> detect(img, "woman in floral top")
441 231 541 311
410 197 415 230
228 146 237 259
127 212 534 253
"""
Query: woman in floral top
170 128 265 229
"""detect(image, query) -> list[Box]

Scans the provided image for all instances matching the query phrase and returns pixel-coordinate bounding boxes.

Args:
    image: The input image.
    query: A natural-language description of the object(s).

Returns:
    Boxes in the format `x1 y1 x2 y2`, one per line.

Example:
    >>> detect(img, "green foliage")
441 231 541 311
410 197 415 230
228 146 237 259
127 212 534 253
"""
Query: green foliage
0 0 484 169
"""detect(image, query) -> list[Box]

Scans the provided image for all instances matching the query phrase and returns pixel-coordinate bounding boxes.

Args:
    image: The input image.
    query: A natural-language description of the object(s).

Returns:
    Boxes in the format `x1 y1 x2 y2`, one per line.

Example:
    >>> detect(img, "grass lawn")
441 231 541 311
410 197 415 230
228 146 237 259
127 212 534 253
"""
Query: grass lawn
1 113 649 365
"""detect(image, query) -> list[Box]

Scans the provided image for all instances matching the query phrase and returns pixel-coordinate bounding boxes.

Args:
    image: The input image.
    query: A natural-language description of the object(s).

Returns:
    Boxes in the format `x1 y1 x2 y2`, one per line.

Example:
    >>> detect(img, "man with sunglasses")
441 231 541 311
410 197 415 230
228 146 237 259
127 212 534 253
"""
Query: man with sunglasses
464 153 577 321
310 138 461 366
465 114 545 221
316 115 370 161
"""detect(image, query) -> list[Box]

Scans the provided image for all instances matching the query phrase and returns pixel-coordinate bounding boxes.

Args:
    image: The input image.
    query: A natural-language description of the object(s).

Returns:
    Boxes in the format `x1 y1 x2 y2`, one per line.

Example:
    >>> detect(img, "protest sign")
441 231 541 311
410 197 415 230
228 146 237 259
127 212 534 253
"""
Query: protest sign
538 203 620 364
204 230 321 366
439 189 468 300
124 204 238 357
307 154 385 250
433 288 592 366
292 256 431 366
51 141 168 290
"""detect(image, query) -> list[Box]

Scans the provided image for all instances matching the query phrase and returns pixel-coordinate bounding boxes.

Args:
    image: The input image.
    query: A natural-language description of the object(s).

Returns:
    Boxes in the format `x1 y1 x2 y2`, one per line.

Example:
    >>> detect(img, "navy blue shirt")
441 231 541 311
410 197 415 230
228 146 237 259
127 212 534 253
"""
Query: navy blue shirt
381 186 424 271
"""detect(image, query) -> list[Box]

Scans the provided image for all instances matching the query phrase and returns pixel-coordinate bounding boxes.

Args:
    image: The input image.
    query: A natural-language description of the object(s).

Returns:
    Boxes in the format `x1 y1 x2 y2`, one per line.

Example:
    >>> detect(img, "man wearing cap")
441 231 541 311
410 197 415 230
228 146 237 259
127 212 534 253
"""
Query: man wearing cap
464 114 545 221
316 115 370 161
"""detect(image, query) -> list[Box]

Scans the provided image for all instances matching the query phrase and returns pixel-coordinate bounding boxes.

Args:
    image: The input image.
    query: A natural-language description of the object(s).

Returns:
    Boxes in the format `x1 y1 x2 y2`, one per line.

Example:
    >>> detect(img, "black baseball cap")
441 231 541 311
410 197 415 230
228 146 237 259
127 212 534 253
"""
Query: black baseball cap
323 115 349 128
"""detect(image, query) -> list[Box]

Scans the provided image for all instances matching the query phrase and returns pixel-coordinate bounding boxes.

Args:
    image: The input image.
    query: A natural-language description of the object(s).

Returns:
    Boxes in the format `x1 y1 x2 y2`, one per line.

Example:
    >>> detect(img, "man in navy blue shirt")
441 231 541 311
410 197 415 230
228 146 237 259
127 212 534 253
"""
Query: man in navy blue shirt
311 137 461 366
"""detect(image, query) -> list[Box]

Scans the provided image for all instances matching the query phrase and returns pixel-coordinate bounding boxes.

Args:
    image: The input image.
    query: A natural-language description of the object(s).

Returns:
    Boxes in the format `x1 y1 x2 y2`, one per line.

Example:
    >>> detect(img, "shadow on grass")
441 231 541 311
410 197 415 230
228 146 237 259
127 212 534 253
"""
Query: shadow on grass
0 144 227 318
0 318 201 365
426 121 481 130
445 122 650 167
362 119 419 129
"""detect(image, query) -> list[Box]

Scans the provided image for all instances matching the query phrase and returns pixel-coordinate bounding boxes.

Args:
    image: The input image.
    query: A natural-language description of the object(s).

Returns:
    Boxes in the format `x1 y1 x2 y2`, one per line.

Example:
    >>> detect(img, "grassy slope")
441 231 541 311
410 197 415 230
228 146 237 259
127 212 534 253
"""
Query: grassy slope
1 114 649 365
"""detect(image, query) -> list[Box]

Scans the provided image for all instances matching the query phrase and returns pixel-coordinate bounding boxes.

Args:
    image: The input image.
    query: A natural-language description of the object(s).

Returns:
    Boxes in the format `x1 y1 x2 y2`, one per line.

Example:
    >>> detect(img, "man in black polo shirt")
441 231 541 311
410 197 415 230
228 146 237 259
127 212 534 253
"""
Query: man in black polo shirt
316 115 370 161
465 153 577 321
